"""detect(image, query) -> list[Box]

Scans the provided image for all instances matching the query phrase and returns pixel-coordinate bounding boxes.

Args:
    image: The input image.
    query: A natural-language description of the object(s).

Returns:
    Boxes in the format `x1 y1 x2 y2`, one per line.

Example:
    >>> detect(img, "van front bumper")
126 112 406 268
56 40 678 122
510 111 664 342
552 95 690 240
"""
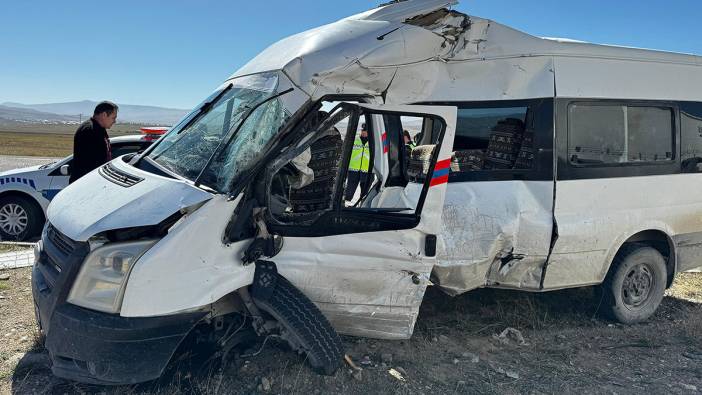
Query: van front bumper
31 223 205 385
39 302 204 385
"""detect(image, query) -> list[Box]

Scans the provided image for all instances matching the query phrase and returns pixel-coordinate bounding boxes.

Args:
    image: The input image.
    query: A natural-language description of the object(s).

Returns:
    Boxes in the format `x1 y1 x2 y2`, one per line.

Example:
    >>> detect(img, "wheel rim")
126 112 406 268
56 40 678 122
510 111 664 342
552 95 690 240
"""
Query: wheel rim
621 262 655 308
0 203 29 236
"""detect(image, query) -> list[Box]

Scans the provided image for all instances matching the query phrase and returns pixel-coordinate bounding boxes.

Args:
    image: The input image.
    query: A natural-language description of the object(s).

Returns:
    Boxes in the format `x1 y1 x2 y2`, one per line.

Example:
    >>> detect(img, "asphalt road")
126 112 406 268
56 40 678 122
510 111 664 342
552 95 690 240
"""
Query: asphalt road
0 155 60 173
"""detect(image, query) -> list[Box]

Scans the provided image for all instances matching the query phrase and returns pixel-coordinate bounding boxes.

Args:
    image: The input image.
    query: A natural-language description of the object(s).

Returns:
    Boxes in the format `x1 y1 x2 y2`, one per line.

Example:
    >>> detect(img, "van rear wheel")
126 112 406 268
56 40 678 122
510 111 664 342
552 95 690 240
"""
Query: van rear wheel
252 274 344 375
599 244 667 324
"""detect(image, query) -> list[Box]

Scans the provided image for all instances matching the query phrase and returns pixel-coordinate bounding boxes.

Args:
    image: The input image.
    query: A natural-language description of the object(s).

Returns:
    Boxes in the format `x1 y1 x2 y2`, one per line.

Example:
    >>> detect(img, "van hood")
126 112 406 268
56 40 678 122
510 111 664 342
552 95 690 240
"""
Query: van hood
47 159 213 241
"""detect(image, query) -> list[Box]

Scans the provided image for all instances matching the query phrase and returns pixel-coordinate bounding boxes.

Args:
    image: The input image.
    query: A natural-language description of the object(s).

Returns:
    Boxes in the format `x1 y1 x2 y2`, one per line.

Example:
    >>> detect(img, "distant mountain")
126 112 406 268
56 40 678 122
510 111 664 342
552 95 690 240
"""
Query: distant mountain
2 100 189 125
0 104 80 125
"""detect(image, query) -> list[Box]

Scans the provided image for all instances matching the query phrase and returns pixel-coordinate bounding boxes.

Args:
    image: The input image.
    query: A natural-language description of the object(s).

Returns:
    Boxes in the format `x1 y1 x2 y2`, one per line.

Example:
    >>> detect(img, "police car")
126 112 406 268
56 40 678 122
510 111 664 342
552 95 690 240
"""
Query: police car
0 127 167 241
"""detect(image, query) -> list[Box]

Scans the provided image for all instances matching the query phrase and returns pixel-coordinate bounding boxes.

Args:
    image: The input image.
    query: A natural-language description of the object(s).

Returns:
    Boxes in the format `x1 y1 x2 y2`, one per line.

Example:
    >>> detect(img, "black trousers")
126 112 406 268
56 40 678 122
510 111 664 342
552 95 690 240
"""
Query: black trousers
345 171 371 201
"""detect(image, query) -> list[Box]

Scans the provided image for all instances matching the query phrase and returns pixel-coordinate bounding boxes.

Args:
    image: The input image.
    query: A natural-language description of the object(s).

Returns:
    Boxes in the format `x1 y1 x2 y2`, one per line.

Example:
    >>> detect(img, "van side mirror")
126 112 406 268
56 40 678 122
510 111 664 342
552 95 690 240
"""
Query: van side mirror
59 165 70 176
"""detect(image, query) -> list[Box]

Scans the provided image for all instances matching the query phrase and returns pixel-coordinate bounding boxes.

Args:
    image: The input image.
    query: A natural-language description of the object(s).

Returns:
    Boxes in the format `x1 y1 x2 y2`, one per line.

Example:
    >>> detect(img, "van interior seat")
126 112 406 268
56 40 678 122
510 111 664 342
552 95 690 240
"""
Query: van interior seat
449 118 531 173
513 129 535 169
451 149 485 172
483 118 525 170
287 134 343 213
406 144 436 182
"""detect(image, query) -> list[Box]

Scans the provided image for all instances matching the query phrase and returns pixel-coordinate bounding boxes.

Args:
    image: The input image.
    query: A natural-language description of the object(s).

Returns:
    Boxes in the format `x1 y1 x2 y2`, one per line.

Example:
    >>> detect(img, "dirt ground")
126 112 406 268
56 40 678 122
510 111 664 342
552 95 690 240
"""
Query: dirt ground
1 266 701 395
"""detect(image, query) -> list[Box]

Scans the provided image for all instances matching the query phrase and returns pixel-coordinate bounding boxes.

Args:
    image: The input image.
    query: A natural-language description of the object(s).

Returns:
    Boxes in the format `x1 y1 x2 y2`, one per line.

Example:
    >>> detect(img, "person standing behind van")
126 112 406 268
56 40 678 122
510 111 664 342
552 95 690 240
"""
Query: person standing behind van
69 101 118 183
344 123 371 201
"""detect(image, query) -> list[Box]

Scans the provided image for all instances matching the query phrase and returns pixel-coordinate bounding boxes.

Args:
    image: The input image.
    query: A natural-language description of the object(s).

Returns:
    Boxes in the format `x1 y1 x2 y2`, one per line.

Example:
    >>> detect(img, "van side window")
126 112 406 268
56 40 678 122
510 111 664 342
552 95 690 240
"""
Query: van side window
451 107 531 171
568 104 674 166
681 105 702 172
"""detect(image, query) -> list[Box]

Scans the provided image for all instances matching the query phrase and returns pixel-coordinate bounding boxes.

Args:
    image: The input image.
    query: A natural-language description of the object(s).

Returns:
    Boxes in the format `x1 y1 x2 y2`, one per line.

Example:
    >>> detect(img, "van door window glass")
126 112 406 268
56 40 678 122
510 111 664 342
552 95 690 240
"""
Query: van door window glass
268 105 446 225
450 107 530 172
682 109 702 172
568 105 626 164
568 104 673 165
627 107 673 162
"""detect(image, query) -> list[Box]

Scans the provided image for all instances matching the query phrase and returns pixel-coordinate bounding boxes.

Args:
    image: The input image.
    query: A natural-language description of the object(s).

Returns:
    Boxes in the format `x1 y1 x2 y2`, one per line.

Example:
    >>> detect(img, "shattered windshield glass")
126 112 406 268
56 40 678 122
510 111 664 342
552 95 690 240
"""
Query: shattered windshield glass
148 73 289 192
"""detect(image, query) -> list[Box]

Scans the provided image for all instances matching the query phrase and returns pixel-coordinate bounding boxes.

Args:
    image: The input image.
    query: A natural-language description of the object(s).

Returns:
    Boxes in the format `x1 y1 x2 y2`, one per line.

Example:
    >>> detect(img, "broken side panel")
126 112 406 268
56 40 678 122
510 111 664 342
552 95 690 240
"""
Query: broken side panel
430 98 555 294
435 181 554 293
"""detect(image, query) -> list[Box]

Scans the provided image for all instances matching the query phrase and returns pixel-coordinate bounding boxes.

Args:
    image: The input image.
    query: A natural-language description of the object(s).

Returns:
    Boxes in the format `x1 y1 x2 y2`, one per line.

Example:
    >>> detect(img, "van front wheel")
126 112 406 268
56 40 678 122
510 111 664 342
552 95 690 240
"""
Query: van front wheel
600 245 667 324
252 274 344 375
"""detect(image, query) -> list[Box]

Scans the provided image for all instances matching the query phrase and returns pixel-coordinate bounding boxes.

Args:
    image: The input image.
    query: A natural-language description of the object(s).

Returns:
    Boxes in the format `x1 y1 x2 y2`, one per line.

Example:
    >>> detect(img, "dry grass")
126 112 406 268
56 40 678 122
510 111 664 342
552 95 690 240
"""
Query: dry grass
0 123 148 135
0 244 22 253
0 132 74 157
0 123 147 157
1 268 701 394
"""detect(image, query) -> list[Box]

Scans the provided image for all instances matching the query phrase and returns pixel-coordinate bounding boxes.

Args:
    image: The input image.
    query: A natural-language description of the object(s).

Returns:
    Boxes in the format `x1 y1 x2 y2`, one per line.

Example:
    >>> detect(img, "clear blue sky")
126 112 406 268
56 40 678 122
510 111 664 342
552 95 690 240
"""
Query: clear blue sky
1 0 700 110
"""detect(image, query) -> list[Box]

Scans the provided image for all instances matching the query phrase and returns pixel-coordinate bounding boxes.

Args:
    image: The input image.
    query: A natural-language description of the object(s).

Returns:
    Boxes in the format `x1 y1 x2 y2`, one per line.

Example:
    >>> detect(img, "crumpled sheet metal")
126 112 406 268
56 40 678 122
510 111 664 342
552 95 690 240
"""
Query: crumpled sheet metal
272 230 433 339
122 195 256 317
433 181 553 295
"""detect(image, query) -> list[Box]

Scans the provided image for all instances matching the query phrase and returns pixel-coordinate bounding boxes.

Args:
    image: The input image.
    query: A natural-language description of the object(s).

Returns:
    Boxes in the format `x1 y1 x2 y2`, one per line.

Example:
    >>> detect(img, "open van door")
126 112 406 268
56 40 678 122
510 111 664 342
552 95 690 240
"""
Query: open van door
260 103 456 339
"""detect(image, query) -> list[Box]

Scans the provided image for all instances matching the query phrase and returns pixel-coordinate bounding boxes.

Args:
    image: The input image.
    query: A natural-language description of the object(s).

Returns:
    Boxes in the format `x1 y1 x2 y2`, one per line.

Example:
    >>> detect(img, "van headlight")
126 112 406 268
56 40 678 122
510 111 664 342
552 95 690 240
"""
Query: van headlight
67 240 157 314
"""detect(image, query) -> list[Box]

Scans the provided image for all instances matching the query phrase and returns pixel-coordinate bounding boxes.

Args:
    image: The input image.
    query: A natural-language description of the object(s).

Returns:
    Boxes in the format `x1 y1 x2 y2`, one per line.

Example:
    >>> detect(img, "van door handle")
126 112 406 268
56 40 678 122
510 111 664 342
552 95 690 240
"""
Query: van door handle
425 235 437 257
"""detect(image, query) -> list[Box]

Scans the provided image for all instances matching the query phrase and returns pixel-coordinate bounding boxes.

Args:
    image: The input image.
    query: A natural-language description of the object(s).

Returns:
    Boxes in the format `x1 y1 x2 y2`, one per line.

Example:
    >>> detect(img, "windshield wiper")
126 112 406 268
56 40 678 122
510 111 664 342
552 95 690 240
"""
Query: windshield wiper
194 87 294 189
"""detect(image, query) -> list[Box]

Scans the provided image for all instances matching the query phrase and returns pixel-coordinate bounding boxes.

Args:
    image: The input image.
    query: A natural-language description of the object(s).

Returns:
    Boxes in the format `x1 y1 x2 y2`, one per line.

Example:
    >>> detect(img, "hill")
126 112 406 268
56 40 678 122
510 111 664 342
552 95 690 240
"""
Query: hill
0 105 80 125
1 100 188 125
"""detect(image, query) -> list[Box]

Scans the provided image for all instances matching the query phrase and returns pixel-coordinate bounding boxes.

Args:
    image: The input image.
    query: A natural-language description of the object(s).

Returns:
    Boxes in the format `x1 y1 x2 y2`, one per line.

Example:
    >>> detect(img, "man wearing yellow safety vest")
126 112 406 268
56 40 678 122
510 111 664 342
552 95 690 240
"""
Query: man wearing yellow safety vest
344 123 372 201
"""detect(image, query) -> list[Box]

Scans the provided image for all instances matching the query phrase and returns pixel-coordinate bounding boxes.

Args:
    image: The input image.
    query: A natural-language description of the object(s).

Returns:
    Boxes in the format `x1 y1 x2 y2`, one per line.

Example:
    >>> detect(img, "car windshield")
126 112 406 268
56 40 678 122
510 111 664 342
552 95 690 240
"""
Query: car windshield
147 73 289 192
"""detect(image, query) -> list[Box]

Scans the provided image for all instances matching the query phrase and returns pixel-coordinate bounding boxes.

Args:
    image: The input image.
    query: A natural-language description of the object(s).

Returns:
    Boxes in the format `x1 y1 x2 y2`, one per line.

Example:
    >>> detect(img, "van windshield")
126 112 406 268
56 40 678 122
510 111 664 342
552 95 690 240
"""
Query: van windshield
147 72 288 192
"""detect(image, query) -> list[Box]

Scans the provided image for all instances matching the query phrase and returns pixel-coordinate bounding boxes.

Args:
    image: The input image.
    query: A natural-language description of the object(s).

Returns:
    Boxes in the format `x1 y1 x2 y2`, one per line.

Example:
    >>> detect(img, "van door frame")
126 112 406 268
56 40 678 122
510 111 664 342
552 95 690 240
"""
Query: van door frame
255 102 458 339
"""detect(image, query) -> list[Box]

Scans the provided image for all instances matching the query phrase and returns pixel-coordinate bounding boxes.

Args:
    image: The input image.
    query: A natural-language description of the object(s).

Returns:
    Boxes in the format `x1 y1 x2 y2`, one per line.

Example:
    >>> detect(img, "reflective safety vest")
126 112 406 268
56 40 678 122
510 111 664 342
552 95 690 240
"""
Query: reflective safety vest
348 135 370 172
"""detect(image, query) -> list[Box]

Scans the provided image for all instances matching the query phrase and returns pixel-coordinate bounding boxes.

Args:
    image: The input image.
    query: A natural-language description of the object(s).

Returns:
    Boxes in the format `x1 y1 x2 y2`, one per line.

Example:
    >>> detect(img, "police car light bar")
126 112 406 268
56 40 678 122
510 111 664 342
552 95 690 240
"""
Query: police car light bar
140 127 169 141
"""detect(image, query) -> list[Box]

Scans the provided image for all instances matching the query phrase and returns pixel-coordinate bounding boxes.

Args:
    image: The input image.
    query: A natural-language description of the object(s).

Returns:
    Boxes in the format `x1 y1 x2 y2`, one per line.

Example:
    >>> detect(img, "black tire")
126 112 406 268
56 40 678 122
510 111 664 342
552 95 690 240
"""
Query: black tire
599 244 667 324
0 195 42 241
252 275 344 375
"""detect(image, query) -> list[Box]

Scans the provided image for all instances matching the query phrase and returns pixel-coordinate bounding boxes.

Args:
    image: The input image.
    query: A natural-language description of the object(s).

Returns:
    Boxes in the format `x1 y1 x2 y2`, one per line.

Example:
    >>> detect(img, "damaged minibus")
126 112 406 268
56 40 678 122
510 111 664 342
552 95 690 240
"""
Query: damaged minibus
32 0 702 385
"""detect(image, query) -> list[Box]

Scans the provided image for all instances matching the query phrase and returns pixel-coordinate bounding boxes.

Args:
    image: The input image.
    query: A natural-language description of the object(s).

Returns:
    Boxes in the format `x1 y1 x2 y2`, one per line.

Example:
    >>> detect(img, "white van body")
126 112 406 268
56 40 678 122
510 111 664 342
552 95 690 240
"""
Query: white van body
33 0 702 385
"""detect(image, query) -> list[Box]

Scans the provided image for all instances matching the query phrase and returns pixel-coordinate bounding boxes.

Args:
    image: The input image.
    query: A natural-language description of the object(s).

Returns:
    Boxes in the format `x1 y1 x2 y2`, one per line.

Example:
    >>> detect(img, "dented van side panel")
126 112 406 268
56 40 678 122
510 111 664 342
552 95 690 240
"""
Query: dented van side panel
272 230 434 339
434 181 553 294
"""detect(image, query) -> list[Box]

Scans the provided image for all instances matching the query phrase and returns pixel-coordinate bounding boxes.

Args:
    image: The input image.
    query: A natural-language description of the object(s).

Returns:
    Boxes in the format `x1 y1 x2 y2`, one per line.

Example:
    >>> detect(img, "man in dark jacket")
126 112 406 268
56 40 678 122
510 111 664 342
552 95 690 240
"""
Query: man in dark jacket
69 101 118 183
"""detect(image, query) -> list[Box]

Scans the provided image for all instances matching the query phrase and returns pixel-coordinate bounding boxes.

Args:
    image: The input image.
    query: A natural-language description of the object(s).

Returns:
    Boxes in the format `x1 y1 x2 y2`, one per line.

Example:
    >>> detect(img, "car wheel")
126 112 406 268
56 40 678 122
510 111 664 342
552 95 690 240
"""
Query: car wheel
599 244 667 324
0 196 42 241
252 274 344 375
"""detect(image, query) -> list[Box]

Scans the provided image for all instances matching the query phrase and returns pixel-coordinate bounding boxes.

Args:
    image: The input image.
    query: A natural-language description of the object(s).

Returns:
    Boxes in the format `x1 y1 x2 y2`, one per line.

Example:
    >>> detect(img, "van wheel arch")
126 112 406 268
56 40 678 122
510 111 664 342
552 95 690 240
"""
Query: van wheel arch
608 230 676 289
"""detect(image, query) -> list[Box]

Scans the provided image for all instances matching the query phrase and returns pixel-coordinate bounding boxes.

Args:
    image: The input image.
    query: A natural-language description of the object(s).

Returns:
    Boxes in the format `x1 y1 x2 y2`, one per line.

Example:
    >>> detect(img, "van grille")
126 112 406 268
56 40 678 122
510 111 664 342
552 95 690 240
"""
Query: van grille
46 223 76 257
99 163 143 187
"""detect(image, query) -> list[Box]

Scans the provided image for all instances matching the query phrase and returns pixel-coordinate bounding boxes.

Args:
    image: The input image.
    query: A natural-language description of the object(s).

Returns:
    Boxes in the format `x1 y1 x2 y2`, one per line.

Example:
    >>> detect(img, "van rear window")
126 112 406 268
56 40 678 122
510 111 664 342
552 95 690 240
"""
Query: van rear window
568 104 674 166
